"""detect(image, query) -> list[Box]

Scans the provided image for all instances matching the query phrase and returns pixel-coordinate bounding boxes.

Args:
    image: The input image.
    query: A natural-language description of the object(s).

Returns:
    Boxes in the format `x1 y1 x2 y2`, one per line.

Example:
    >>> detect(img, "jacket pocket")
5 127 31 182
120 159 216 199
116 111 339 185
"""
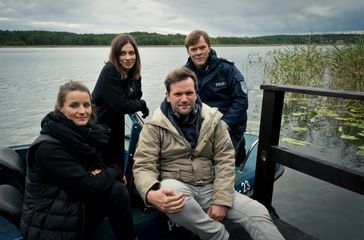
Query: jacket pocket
193 160 214 185
161 169 180 179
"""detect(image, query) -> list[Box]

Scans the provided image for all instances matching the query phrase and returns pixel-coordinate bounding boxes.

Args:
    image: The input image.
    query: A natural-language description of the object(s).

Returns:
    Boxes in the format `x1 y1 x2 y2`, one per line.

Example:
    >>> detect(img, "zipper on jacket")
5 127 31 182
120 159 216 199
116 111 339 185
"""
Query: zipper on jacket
190 150 195 161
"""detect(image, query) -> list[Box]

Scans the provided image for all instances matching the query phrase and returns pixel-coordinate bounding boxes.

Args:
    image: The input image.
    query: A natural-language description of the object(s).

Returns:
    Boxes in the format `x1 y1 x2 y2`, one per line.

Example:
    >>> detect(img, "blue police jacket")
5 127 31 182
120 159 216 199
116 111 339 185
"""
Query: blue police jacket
185 49 248 135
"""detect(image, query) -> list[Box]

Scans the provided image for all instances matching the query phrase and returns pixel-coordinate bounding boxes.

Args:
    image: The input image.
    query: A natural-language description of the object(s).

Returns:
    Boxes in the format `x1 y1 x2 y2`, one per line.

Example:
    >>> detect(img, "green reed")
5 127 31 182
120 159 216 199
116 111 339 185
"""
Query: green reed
246 37 364 163
261 36 364 92
326 37 364 91
247 36 364 110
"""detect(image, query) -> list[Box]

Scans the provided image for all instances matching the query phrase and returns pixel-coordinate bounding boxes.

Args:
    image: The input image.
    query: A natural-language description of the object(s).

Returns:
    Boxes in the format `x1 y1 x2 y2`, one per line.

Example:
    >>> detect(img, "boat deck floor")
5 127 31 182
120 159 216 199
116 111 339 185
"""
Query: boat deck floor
274 218 317 240
0 215 317 240
170 217 318 240
227 217 318 240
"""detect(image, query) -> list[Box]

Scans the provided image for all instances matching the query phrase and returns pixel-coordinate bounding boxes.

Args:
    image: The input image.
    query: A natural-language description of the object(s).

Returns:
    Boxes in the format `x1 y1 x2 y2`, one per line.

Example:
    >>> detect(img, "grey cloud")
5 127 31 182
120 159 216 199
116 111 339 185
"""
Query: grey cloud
0 0 362 36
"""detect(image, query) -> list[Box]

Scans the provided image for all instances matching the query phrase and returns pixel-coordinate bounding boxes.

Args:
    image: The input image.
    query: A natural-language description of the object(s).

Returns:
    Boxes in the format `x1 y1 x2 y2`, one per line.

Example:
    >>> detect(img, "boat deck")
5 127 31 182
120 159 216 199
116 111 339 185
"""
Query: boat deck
0 215 318 240
160 216 318 240
224 215 318 240
274 218 317 240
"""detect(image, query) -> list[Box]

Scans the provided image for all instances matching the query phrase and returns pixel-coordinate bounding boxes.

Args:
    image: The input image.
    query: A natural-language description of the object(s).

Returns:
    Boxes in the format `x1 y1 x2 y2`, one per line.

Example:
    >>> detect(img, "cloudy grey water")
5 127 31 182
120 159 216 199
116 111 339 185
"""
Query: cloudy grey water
0 46 363 239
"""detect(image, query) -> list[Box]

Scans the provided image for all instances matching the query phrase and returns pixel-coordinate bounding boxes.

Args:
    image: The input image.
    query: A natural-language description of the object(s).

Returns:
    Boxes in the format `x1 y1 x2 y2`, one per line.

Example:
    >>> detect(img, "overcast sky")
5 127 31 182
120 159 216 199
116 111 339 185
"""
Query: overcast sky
0 0 363 37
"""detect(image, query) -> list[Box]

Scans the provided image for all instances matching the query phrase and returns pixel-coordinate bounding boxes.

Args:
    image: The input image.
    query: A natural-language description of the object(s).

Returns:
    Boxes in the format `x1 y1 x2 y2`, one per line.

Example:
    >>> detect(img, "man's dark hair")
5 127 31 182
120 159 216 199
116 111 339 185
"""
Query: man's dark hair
164 67 197 93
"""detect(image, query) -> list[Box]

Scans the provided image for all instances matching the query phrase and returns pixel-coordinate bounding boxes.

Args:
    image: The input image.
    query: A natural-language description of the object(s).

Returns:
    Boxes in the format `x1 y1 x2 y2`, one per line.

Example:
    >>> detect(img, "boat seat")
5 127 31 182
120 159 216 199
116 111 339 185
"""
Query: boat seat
0 147 26 180
0 184 23 227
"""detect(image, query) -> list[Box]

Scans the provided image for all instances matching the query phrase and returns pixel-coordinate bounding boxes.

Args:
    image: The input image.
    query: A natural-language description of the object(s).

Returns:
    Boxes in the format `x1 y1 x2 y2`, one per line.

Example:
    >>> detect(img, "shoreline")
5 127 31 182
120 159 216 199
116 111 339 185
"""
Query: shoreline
0 43 334 48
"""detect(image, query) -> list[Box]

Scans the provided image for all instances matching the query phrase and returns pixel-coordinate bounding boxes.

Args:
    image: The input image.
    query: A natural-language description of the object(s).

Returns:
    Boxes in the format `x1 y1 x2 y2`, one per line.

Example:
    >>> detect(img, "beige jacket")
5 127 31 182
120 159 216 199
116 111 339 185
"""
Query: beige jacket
133 103 236 207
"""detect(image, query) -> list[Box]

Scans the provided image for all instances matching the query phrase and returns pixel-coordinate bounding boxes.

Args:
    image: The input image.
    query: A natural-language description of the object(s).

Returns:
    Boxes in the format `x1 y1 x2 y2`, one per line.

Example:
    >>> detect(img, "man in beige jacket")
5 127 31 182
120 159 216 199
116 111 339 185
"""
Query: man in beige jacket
133 67 284 240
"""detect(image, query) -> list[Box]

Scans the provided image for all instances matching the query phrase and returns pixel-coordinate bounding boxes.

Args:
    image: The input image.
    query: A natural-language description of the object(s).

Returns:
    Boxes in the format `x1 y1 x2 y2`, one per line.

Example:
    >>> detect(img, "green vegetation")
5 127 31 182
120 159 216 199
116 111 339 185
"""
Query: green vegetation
249 37 364 163
0 30 362 46
260 36 364 92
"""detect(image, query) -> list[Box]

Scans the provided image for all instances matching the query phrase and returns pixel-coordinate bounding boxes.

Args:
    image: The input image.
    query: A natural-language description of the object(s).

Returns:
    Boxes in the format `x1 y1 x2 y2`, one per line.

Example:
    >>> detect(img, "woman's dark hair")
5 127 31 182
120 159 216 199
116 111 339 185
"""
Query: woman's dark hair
164 67 197 93
55 80 96 124
109 34 141 80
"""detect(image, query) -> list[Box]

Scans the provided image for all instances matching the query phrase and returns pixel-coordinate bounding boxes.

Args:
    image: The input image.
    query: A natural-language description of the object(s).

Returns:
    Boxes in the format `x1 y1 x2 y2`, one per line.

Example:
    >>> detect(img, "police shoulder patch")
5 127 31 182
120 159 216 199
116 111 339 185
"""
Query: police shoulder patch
240 81 248 94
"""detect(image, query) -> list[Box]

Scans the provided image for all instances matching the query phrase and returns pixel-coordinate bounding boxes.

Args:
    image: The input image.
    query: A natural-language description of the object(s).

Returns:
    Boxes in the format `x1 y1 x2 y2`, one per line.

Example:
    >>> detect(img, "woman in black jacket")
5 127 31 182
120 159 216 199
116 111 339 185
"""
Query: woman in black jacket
20 80 136 240
92 34 149 171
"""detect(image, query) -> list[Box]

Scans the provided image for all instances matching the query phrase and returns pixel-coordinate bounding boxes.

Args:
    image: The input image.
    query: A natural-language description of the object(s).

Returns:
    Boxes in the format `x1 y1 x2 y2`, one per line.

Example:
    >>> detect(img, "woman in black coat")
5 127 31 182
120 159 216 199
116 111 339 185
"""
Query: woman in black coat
92 34 149 171
20 80 136 240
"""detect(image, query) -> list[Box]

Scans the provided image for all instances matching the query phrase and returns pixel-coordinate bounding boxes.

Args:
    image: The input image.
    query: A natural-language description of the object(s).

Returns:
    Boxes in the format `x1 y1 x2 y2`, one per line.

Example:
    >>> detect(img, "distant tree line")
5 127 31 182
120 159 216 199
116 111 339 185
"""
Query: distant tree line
0 30 362 46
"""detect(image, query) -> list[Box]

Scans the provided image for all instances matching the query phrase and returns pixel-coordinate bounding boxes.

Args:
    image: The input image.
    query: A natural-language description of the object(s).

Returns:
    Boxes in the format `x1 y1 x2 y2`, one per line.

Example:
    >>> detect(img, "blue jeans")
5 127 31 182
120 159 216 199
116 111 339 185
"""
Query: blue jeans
161 179 285 240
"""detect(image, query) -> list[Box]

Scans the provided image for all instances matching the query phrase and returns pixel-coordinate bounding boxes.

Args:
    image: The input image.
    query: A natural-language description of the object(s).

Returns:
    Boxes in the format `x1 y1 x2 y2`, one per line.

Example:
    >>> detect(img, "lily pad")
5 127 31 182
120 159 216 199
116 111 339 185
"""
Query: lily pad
335 117 355 121
317 108 339 117
340 134 358 140
357 150 364 156
350 108 363 113
347 112 360 118
292 127 308 132
326 113 340 117
293 112 306 117
281 137 310 146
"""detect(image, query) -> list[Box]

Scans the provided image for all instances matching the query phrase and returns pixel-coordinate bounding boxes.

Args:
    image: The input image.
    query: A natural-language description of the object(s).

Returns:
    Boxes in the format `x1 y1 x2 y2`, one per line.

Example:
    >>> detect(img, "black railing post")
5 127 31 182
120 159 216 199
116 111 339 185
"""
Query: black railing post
253 87 285 208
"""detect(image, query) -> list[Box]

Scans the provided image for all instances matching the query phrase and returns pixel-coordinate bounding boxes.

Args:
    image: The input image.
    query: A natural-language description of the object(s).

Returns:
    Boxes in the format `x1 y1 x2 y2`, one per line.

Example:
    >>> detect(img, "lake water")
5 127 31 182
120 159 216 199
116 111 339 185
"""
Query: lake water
0 46 363 239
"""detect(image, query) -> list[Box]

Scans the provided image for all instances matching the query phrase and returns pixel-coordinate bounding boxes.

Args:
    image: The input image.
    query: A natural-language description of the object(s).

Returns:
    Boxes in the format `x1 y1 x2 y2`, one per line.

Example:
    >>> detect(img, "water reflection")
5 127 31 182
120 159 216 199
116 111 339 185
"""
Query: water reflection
279 93 364 171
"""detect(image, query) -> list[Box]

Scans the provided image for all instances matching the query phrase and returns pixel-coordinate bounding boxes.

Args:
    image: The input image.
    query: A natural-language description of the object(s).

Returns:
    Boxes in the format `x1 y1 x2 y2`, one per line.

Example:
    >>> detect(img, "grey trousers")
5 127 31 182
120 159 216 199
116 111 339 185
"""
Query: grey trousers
161 179 285 240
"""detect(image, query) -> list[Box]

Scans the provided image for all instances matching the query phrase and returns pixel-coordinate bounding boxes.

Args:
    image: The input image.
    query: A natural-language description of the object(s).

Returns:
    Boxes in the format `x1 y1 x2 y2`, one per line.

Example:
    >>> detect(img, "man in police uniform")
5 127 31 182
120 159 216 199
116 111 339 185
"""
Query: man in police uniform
184 30 248 166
